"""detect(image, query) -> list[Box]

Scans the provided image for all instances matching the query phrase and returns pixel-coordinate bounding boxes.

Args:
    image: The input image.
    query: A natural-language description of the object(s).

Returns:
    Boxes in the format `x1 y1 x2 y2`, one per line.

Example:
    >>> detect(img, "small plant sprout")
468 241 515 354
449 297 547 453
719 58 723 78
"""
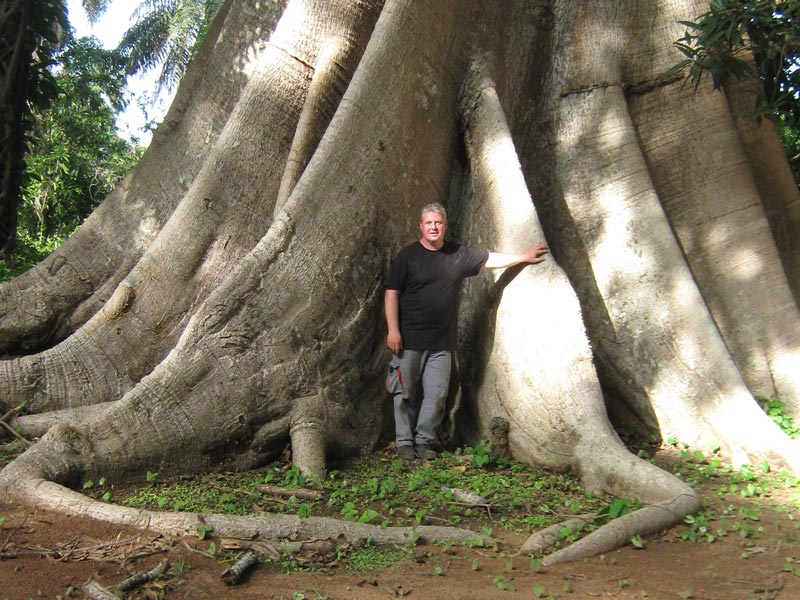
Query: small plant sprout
783 557 800 577
197 523 213 540
493 575 516 591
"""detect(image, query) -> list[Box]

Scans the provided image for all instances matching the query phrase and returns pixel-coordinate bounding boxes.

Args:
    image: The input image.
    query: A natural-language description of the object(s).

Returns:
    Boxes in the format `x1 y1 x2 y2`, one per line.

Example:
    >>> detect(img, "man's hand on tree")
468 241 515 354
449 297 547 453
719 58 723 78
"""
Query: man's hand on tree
524 243 549 264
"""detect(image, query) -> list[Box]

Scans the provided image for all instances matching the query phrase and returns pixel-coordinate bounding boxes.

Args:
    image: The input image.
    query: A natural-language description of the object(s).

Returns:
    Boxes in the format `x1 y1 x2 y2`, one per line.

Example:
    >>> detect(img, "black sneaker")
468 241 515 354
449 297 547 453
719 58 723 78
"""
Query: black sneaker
397 445 415 461
415 445 437 460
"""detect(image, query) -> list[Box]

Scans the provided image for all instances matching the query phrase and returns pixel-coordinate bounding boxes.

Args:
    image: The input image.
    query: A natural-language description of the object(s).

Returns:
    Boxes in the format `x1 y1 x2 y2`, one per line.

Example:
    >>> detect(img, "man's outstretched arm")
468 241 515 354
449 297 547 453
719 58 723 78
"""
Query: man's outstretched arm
483 243 549 269
384 288 403 354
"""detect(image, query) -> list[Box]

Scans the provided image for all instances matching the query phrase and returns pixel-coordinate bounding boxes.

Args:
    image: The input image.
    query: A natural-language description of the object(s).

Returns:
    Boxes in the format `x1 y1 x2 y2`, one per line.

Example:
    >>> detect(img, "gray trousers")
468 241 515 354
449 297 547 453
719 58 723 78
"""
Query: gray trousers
387 350 452 447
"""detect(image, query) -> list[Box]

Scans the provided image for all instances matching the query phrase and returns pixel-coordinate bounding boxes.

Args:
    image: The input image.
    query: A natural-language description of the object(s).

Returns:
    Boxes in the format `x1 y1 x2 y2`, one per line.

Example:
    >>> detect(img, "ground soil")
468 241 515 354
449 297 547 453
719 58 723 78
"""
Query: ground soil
2 449 799 600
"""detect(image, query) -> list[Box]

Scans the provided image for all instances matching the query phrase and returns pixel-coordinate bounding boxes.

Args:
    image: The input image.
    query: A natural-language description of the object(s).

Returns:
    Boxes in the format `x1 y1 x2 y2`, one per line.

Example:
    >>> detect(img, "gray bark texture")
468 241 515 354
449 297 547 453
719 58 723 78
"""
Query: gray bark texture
1 0 799 563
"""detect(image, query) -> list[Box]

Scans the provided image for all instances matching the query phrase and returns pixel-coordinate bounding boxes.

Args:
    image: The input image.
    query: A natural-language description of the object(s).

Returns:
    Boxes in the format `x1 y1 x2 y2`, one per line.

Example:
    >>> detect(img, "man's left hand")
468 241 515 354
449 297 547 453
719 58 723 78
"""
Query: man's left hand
524 243 549 264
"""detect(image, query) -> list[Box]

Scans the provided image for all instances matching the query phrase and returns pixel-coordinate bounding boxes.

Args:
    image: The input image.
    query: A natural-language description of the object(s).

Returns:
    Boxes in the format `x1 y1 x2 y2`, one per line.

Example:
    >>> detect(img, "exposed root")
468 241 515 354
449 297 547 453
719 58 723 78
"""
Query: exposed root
275 42 351 213
519 442 703 565
290 395 327 481
3 477 492 549
541 493 701 565
520 514 595 555
455 53 703 565
9 403 119 439
0 428 492 550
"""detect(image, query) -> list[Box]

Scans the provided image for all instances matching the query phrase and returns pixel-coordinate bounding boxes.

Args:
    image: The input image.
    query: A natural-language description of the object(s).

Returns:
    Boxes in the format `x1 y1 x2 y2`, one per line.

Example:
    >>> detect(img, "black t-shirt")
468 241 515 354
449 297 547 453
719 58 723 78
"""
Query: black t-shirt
386 241 488 351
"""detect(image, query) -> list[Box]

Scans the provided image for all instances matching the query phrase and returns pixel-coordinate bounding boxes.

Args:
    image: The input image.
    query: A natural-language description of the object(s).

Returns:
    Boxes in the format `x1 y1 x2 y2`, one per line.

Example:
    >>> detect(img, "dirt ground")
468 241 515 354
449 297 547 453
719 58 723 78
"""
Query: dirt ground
2 454 800 600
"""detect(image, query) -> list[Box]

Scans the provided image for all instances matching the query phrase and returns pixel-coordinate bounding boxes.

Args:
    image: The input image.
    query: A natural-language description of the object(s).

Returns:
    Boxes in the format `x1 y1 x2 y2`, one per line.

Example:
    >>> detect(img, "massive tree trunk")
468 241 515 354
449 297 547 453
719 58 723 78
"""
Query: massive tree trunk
1 0 799 564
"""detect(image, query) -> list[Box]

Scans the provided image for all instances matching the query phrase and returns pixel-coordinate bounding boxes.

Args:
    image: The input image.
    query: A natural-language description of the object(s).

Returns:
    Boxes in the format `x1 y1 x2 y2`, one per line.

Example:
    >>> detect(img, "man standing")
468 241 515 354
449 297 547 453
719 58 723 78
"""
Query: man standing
385 203 548 460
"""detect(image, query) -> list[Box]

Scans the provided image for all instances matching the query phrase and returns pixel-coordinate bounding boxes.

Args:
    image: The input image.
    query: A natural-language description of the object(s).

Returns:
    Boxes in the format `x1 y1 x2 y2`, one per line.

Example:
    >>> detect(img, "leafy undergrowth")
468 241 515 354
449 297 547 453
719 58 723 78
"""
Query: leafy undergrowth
4 435 800 599
70 436 800 576
101 441 611 547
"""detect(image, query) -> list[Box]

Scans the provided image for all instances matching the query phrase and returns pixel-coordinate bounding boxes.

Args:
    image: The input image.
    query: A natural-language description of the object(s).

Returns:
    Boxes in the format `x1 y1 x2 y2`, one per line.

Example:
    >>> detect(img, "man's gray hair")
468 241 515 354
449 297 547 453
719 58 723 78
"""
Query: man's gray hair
420 202 447 222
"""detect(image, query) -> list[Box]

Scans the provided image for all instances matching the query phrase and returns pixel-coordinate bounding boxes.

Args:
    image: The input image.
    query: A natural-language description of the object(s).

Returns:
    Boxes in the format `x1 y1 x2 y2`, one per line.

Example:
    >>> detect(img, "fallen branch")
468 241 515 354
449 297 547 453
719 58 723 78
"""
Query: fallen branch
257 484 322 500
117 558 170 591
220 550 261 585
0 405 24 423
83 559 170 599
447 501 493 518
83 579 118 600
182 541 216 559
1 529 168 563
0 512 28 554
221 538 280 559
0 404 32 446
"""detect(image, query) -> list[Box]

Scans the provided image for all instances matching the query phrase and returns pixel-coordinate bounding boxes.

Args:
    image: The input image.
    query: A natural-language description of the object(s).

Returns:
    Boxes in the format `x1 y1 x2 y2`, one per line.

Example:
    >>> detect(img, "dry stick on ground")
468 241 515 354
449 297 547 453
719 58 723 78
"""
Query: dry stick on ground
0 405 32 446
257 484 323 500
0 512 28 554
0 526 165 562
0 405 24 423
83 559 171 599
117 559 171 591
447 502 493 518
221 538 281 559
220 550 261 585
83 580 118 600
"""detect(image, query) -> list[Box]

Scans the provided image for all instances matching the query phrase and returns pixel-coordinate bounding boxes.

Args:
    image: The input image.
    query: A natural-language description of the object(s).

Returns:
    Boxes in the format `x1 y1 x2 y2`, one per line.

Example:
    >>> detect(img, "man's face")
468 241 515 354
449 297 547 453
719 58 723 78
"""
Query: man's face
419 210 447 247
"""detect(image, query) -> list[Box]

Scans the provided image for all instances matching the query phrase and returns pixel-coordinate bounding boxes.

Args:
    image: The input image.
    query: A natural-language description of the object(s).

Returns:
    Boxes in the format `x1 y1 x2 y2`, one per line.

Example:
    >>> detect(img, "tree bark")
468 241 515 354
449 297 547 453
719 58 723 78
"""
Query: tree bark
1 0 799 565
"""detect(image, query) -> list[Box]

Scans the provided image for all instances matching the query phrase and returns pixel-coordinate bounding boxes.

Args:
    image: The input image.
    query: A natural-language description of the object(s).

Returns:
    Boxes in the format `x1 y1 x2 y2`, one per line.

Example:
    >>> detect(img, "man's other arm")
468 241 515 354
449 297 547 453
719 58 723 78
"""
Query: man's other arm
385 288 402 354
483 243 549 269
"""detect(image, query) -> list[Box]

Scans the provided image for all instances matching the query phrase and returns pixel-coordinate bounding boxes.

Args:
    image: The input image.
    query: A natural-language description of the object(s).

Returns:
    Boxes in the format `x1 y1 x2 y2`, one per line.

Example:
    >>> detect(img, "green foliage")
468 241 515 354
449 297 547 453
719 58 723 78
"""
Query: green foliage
117 0 227 95
19 36 144 240
777 111 800 181
0 0 68 257
115 449 606 537
757 395 800 438
463 437 511 469
671 0 800 115
783 556 800 576
593 497 642 527
670 0 800 181
681 512 718 543
492 575 516 592
347 545 410 571
79 440 800 581
196 523 213 539
0 230 69 283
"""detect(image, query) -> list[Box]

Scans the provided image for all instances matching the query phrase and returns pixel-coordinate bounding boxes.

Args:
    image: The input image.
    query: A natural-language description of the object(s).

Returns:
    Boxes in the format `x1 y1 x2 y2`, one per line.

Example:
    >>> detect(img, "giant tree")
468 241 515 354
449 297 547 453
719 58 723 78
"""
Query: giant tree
2 0 800 565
